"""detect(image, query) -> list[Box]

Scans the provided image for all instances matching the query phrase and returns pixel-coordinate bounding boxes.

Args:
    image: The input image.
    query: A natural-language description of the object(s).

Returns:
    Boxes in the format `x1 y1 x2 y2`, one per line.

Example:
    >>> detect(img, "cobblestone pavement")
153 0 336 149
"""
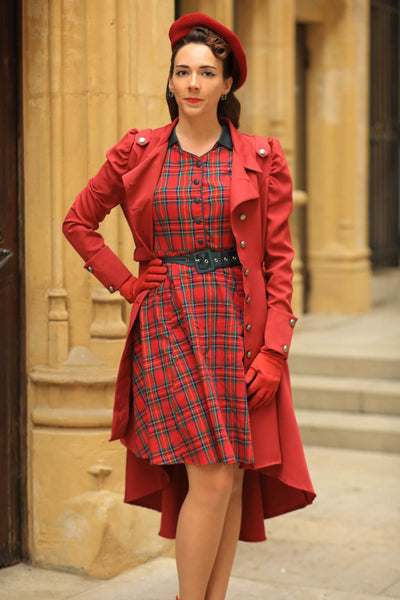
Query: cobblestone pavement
1 445 400 599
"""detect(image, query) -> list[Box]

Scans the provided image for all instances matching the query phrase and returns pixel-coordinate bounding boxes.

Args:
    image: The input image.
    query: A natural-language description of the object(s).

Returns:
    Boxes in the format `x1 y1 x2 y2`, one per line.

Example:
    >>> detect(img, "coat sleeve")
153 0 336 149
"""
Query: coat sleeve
262 137 297 357
62 129 138 292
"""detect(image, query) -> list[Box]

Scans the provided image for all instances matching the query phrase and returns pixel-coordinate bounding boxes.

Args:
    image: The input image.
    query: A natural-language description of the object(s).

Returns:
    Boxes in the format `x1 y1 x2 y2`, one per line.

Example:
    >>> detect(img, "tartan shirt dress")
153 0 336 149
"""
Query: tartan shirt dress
123 125 254 466
62 117 316 542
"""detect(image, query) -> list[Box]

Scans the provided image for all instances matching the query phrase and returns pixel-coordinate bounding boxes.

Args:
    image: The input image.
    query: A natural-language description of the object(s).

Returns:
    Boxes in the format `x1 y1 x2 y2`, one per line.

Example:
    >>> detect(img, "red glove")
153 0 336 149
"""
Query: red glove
119 258 168 303
245 349 284 411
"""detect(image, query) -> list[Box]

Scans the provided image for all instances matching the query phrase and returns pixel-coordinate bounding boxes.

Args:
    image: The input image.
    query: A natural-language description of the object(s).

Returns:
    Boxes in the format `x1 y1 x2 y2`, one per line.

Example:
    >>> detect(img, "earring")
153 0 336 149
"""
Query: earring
168 89 174 98
221 93 227 101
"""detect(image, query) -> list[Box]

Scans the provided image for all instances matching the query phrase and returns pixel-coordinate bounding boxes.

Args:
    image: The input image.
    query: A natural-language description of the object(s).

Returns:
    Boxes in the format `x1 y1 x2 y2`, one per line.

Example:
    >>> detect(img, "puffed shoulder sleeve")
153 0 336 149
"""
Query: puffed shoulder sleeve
262 136 298 357
62 128 138 292
106 128 138 174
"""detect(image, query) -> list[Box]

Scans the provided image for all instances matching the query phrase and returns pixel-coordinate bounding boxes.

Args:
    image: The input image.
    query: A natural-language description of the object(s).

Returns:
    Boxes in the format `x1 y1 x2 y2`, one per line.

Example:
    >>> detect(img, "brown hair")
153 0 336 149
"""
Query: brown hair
166 25 241 129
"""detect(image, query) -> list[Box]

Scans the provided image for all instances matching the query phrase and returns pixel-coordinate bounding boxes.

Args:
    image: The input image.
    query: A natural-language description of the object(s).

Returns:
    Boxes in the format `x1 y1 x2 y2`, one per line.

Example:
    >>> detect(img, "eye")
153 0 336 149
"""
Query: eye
202 71 216 77
175 69 188 76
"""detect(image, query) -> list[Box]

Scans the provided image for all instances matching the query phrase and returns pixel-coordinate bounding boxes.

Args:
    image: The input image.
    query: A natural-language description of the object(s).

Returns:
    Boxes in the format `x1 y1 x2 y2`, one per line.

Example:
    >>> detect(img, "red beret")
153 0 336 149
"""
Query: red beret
169 12 247 91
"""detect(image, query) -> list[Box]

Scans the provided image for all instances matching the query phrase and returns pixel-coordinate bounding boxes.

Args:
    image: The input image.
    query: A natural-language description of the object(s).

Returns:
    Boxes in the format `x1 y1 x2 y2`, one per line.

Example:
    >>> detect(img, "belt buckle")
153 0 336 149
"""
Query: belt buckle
193 249 215 274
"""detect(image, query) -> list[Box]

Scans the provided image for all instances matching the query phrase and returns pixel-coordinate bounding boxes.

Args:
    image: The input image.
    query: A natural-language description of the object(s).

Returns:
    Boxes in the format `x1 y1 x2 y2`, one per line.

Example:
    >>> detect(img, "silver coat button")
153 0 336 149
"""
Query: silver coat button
239 213 247 221
108 285 115 293
240 240 246 248
246 296 252 304
86 266 93 273
259 148 267 156
283 345 289 353
246 350 252 358
246 323 252 331
289 318 296 327
244 268 250 276
138 136 146 144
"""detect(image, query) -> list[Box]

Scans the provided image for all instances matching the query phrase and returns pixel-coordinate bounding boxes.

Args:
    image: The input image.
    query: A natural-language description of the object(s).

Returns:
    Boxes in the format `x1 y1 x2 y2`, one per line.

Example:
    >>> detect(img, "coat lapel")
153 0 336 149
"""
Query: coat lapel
122 121 177 255
228 121 266 214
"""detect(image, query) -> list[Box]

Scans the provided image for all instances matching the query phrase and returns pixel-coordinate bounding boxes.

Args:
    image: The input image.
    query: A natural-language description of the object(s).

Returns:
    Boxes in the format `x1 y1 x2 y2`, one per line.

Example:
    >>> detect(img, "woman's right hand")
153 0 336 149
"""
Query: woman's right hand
119 258 168 303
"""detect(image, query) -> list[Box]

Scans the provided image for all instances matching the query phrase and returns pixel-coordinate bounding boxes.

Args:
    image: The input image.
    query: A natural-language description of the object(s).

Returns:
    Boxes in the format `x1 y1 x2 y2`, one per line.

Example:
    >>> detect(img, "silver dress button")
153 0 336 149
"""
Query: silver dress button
246 296 252 304
246 350 252 358
239 213 247 221
240 240 246 248
86 266 93 273
108 285 115 293
283 344 289 353
244 268 250 276
246 323 252 331
259 148 267 156
138 136 146 144
289 318 296 327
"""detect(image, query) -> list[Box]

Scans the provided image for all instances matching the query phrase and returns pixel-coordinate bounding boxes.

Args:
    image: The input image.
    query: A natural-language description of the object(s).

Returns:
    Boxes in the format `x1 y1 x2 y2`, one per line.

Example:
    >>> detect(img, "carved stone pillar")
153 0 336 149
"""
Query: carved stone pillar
304 0 371 312
24 0 174 575
236 0 304 313
179 0 234 27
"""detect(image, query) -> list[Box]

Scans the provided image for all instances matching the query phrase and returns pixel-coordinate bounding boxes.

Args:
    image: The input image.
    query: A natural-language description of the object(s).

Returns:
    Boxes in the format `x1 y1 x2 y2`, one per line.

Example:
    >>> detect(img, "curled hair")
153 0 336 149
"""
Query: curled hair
166 26 241 129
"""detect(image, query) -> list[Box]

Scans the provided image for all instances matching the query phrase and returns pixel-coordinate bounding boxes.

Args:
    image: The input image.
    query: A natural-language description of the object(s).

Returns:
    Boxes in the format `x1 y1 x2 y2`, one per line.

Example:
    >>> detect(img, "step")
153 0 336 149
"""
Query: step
291 374 400 415
288 352 400 380
295 408 400 453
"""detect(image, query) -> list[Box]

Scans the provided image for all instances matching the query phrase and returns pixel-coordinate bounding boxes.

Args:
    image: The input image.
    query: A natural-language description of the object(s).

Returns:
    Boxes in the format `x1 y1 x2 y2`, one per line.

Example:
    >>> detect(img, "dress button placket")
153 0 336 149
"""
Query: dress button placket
192 159 207 248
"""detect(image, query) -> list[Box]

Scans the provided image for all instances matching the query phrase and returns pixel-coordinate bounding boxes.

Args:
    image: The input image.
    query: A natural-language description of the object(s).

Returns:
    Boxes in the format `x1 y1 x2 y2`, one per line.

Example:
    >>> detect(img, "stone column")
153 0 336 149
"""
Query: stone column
180 0 234 28
24 0 174 576
304 0 371 312
236 0 304 314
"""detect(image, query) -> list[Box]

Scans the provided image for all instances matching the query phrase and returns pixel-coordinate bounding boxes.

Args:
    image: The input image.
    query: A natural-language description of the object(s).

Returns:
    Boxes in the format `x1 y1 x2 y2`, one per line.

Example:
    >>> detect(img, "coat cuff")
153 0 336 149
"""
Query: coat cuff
263 307 297 357
83 245 132 293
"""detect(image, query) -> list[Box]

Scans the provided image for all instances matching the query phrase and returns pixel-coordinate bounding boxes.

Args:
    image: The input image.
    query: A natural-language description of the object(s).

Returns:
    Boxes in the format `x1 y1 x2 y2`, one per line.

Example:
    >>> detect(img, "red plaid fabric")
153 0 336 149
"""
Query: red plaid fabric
124 128 254 465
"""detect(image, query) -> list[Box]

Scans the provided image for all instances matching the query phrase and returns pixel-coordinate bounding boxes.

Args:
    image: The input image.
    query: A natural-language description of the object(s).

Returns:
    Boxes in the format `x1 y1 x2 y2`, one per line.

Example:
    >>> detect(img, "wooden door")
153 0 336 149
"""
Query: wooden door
0 0 26 566
369 0 400 267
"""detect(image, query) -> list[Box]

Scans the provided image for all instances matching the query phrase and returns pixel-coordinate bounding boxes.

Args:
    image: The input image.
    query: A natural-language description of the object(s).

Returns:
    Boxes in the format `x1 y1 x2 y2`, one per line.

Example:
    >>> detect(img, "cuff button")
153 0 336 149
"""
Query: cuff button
283 345 289 354
86 266 93 273
289 318 296 327
246 350 252 358
108 285 115 293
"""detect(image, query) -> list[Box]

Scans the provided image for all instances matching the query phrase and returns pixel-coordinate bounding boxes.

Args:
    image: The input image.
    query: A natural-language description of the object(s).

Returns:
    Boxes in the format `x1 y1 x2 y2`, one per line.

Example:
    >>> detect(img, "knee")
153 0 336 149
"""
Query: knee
187 464 234 508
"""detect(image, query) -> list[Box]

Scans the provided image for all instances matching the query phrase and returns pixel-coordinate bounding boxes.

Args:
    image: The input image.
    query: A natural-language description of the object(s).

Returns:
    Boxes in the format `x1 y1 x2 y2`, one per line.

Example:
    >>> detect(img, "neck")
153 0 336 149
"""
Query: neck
175 114 222 144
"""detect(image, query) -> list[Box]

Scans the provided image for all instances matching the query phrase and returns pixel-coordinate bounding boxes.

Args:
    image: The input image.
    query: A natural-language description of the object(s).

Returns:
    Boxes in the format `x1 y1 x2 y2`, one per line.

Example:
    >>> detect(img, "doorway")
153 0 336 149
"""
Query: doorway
0 0 27 566
369 0 400 267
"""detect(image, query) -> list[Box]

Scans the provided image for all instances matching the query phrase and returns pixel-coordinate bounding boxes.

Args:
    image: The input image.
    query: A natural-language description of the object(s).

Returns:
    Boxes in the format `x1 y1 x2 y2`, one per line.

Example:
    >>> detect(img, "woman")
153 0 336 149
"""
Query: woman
63 12 315 600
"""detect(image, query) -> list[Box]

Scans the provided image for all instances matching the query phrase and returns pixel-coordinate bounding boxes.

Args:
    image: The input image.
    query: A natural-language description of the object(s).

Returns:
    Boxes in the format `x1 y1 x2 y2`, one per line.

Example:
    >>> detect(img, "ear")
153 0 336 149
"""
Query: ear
168 76 174 93
223 76 233 95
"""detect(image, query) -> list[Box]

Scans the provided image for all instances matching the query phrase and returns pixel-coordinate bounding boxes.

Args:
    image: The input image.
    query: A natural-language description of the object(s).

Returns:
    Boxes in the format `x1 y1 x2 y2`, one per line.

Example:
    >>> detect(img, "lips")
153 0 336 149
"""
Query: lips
185 98 202 104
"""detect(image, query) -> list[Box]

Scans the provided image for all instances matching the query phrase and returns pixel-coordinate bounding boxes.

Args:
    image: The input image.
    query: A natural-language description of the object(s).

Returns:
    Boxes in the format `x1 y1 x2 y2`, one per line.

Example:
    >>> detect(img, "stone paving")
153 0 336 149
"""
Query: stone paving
2 445 400 599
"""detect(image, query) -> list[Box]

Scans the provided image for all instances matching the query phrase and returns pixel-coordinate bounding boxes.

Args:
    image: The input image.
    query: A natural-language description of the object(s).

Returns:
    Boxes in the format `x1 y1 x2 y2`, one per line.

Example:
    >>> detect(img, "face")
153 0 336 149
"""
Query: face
169 43 233 121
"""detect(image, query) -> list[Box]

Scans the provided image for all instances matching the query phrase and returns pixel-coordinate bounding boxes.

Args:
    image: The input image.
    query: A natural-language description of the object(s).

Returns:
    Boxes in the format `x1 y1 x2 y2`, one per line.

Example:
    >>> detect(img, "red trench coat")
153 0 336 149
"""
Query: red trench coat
63 117 316 542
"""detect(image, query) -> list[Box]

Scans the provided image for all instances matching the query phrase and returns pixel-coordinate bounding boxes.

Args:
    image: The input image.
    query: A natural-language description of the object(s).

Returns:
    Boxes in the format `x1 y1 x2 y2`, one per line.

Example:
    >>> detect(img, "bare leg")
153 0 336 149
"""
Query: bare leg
205 465 245 600
175 463 235 600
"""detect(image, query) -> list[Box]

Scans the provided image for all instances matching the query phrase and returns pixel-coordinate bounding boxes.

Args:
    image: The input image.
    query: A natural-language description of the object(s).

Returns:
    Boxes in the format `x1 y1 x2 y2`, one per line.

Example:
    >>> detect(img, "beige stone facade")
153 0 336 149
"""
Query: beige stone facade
23 0 372 577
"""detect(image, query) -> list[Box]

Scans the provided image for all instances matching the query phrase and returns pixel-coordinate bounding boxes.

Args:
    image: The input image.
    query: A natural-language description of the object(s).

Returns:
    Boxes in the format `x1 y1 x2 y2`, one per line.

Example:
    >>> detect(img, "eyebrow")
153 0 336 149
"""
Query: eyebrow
175 64 217 70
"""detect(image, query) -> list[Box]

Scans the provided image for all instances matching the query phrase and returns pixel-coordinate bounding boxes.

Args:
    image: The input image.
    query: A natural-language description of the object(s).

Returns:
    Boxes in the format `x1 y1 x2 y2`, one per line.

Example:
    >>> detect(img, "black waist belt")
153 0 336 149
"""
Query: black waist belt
161 248 240 274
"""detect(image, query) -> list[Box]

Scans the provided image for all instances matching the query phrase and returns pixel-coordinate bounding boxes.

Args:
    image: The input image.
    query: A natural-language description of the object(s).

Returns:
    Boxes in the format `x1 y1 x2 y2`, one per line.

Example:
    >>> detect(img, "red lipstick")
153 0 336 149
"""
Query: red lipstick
185 98 202 104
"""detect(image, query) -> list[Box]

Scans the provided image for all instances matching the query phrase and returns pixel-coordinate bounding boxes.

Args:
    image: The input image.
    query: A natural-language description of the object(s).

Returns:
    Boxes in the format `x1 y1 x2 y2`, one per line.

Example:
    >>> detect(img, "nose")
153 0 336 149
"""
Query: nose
188 73 200 90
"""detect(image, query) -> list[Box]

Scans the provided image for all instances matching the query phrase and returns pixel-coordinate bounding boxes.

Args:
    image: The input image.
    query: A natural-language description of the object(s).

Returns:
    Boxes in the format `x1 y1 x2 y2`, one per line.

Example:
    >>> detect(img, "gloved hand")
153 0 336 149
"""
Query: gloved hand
119 258 168 303
245 348 284 411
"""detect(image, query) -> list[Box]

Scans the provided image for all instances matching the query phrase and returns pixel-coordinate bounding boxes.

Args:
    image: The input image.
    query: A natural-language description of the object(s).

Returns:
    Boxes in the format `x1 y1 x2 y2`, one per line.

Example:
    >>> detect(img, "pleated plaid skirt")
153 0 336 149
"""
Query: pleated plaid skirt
127 131 254 466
